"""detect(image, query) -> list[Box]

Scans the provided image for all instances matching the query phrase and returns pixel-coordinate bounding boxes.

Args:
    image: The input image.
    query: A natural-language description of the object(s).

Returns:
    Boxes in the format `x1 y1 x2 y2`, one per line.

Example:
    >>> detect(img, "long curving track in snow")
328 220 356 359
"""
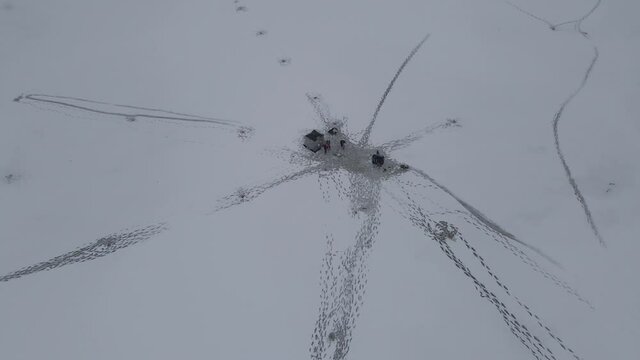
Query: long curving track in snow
508 0 606 247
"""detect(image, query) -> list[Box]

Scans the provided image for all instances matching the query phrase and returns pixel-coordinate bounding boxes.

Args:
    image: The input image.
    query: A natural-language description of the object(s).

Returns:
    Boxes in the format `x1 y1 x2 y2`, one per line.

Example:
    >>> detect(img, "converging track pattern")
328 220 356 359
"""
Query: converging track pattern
5 28 591 360
388 181 582 359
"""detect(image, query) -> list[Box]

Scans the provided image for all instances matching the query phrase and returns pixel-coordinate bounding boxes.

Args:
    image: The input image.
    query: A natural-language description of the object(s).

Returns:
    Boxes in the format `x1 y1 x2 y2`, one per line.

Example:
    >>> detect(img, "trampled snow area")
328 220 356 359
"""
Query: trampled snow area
1 1 639 359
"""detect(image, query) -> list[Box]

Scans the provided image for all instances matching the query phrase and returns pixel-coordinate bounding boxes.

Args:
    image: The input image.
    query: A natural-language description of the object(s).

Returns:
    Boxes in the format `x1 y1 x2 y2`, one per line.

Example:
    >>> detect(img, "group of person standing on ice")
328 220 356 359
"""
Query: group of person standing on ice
321 138 347 154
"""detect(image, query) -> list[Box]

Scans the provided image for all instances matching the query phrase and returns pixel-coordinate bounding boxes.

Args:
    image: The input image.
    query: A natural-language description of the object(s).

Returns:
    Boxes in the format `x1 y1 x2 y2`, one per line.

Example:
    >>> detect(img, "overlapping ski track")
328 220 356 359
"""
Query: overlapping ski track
15 93 253 140
387 173 583 360
391 174 590 307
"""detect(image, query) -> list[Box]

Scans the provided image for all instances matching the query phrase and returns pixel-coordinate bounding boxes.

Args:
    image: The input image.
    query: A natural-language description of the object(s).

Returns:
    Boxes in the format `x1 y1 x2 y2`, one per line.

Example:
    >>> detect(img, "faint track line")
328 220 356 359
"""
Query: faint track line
507 0 606 246
552 47 604 247
359 34 430 146
15 93 254 139
506 1 555 29
379 118 460 153
554 0 603 34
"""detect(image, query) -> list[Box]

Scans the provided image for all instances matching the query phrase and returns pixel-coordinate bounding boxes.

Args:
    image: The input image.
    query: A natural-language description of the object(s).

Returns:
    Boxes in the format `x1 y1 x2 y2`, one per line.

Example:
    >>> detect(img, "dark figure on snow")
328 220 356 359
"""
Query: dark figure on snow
372 150 384 167
323 140 331 154
340 139 346 149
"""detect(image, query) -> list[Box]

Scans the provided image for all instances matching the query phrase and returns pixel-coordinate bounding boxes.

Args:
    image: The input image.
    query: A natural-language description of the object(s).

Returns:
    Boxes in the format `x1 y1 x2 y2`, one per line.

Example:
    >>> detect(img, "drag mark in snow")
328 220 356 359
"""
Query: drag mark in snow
359 34 430 146
14 94 254 140
507 1 605 247
507 0 602 34
552 47 604 247
552 0 603 35
0 223 167 283
460 213 592 307
506 1 555 30
390 186 582 360
392 175 591 307
409 168 561 266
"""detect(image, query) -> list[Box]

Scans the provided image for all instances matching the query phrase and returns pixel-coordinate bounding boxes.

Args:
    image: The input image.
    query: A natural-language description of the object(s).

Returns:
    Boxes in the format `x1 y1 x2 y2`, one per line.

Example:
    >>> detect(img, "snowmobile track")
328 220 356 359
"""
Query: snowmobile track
507 0 606 247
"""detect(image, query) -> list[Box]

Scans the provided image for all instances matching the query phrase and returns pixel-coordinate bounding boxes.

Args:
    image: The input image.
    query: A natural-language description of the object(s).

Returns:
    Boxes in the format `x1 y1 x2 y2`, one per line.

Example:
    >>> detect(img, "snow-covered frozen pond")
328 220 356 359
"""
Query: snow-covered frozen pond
1 1 639 359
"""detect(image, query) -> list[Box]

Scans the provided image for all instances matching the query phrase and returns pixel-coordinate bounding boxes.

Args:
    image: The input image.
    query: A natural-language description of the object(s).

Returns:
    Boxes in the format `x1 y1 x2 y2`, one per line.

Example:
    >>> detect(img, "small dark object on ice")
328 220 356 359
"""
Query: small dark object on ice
428 221 458 242
278 57 291 66
445 118 461 127
372 150 384 167
606 182 616 193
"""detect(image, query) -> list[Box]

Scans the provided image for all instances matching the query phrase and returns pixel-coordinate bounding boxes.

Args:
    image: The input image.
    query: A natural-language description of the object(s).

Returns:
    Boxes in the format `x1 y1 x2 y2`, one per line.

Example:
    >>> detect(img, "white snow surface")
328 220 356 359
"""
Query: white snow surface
1 0 639 359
